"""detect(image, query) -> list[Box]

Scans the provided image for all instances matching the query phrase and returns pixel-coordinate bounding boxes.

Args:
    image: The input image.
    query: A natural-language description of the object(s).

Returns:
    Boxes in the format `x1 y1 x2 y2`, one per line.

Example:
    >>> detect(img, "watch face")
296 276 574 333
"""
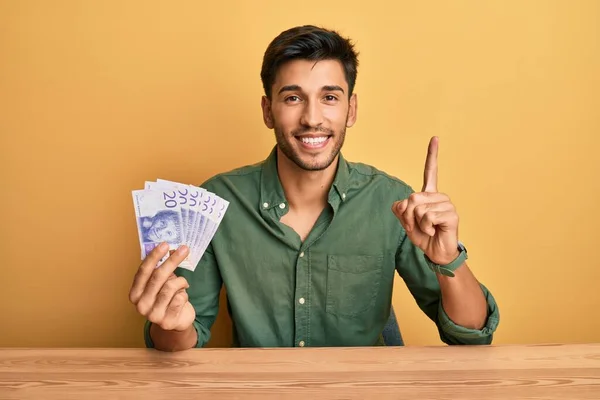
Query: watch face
458 241 467 252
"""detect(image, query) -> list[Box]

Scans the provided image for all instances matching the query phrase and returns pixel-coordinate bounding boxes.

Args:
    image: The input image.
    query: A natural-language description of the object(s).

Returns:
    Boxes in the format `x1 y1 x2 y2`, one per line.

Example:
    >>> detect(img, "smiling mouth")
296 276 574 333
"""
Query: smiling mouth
295 135 332 149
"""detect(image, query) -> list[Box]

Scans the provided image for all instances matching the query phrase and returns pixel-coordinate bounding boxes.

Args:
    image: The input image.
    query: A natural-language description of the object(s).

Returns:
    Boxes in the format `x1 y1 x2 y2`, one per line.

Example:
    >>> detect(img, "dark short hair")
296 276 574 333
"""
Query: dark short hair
260 25 359 99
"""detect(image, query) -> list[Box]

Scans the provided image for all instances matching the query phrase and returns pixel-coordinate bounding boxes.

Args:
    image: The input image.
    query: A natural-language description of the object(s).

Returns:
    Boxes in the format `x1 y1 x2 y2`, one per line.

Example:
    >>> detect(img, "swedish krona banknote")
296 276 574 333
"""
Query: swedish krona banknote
132 179 229 271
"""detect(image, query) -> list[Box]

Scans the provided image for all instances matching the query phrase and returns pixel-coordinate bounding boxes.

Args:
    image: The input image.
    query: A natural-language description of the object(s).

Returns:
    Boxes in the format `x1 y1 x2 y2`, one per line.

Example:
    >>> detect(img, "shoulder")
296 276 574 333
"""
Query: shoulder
197 160 263 196
346 159 415 199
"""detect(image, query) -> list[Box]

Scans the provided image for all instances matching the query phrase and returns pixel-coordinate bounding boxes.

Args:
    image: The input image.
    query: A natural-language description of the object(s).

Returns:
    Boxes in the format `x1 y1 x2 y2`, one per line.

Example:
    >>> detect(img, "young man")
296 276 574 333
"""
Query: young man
129 25 499 351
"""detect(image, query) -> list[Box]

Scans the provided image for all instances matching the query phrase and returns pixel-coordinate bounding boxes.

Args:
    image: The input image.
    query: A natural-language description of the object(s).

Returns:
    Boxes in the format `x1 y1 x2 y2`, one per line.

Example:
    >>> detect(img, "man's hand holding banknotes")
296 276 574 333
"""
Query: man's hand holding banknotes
128 179 228 345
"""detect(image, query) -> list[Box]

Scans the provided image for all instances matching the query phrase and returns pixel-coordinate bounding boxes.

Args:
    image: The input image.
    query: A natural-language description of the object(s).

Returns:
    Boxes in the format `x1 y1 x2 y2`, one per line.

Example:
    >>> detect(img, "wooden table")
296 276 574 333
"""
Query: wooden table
1 344 599 399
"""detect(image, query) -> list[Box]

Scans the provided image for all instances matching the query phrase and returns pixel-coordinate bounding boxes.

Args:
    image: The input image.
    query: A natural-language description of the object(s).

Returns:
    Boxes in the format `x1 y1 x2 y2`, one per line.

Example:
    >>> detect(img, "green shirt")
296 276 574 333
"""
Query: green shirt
144 147 499 348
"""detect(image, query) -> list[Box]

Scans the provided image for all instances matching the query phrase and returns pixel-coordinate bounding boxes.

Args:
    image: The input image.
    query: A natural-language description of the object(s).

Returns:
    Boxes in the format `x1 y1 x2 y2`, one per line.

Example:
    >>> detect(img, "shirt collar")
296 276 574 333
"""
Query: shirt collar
259 146 351 212
331 151 350 202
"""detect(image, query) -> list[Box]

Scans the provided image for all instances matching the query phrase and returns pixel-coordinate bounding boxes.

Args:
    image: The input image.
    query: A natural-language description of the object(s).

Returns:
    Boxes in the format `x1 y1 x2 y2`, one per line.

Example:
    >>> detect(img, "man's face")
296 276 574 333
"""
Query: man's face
262 59 357 171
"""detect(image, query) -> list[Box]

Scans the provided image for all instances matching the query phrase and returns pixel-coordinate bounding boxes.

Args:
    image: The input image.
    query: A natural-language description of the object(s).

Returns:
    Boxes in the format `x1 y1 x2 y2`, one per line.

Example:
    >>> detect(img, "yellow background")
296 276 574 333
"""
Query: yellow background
1 0 599 348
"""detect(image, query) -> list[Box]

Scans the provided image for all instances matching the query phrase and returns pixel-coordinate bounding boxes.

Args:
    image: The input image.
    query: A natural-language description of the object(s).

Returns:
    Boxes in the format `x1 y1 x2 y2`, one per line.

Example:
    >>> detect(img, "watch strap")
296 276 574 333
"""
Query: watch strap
424 244 468 277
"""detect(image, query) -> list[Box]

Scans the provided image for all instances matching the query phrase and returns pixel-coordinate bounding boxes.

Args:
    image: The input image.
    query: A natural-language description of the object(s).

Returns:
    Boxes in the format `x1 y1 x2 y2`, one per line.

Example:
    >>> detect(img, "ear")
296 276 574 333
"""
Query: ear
261 96 274 129
346 93 358 128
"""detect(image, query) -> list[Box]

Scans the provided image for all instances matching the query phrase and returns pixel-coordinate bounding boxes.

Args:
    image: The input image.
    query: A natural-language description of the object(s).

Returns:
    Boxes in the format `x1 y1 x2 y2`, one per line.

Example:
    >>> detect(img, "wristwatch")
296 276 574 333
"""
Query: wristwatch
424 241 468 277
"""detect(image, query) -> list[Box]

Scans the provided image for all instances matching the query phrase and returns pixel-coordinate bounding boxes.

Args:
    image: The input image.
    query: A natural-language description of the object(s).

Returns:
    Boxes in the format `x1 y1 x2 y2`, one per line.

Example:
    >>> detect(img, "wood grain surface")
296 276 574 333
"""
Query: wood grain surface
1 344 599 399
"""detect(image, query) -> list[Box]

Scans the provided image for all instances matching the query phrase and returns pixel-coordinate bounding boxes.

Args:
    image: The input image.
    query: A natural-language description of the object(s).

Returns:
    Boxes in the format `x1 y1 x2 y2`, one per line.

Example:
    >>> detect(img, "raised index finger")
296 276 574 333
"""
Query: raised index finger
422 136 439 192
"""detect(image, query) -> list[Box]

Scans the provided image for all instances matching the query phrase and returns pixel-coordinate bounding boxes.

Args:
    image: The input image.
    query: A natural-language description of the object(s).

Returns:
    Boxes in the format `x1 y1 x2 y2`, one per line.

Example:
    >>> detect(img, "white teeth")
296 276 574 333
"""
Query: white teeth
300 137 328 145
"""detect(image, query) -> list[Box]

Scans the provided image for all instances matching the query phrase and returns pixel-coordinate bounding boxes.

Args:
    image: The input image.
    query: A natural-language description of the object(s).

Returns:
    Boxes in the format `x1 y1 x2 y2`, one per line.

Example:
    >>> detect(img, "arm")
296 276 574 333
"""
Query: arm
395 234 499 345
391 136 499 344
437 261 487 330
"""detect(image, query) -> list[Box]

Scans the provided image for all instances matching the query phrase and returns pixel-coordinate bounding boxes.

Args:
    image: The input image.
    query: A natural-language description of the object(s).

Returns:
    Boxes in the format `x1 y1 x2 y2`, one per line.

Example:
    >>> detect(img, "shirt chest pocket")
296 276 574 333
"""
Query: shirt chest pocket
326 254 383 318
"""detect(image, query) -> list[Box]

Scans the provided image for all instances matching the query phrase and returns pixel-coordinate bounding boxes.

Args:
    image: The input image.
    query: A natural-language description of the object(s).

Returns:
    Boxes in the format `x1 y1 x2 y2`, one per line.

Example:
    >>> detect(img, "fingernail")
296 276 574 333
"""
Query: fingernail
176 245 188 255
159 242 168 251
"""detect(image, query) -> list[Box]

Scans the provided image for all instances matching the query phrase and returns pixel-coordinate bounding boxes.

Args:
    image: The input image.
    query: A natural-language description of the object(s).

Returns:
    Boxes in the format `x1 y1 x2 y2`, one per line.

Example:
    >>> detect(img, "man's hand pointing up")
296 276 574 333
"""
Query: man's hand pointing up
392 137 460 265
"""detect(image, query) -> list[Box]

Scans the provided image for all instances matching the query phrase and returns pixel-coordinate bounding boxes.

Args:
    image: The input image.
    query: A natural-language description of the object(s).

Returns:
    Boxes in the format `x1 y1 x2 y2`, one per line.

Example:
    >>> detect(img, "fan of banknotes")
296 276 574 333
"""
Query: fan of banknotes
132 179 229 271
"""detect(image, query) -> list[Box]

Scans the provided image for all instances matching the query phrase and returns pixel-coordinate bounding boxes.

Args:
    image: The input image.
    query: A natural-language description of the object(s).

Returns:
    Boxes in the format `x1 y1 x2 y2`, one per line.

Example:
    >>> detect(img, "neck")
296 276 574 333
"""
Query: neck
276 147 338 211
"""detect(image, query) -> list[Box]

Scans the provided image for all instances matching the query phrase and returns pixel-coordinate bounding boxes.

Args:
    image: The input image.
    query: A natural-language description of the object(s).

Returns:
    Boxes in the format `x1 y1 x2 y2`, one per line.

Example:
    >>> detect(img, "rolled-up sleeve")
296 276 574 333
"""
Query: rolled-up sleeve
395 228 500 345
436 282 499 344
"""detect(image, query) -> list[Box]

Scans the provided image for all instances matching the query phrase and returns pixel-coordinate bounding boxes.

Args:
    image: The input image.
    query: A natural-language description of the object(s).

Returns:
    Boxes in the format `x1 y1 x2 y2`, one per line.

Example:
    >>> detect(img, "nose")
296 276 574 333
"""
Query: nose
300 100 324 128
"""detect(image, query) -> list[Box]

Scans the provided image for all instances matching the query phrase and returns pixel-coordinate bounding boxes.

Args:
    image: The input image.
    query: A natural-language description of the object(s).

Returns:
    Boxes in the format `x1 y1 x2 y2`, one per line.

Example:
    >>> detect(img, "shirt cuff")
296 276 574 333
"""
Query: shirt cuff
437 283 500 345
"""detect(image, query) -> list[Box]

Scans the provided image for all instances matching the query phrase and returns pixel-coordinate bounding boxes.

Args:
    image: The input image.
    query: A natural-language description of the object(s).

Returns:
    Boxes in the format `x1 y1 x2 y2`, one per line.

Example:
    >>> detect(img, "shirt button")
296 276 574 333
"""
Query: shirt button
299 298 305 305
263 202 269 208
299 252 304 258
342 193 346 200
279 203 285 209
298 341 305 347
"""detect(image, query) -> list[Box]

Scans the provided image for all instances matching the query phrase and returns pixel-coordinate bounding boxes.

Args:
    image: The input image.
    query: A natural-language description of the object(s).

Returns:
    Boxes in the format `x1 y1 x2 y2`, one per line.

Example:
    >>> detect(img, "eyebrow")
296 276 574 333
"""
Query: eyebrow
278 85 345 95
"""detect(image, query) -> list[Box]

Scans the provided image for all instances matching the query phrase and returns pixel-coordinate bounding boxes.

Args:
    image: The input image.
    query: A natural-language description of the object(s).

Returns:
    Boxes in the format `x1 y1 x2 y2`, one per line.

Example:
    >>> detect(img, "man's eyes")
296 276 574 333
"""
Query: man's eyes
284 95 338 102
